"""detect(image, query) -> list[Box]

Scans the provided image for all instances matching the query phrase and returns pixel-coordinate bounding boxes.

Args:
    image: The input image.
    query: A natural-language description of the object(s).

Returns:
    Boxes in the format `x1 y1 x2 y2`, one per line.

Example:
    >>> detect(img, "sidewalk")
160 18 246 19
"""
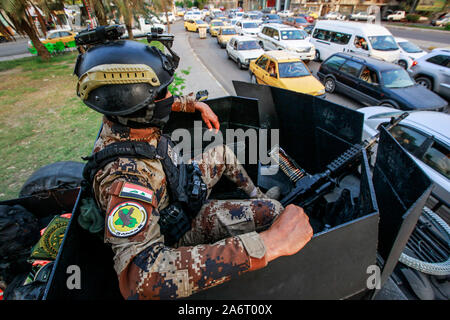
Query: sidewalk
171 24 228 99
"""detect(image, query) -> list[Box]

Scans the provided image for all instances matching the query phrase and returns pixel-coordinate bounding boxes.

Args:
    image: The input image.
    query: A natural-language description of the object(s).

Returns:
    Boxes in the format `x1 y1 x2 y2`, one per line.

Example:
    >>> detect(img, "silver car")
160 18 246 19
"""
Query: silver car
408 48 450 100
359 106 450 221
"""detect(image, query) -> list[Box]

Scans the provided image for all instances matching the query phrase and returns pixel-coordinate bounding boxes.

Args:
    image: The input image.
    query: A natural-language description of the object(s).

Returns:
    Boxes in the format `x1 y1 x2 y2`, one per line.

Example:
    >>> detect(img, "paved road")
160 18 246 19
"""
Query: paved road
386 25 450 46
175 21 363 110
0 38 29 58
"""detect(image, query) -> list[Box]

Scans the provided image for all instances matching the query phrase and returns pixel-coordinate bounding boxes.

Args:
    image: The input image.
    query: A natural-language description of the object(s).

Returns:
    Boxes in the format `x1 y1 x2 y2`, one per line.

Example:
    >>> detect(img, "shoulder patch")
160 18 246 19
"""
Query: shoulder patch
107 201 148 237
119 182 154 204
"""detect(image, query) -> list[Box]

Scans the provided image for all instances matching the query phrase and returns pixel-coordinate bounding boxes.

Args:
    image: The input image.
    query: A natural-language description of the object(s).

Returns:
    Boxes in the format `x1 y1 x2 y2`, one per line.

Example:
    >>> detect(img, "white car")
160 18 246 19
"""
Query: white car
226 36 264 69
349 11 375 21
257 24 315 61
278 10 293 18
324 11 344 20
395 37 427 69
157 12 175 24
233 12 245 20
387 10 406 21
234 20 261 37
359 106 450 209
184 11 202 21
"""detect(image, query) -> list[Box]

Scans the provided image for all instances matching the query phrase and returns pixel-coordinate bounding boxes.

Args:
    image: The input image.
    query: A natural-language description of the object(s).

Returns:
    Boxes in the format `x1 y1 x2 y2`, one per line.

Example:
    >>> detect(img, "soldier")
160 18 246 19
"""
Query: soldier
75 28 313 300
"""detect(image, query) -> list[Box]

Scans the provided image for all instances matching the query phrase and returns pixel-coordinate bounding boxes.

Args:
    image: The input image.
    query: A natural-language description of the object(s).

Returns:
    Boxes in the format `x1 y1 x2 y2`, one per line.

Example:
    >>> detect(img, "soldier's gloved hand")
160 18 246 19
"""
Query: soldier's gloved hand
260 204 313 263
195 101 220 133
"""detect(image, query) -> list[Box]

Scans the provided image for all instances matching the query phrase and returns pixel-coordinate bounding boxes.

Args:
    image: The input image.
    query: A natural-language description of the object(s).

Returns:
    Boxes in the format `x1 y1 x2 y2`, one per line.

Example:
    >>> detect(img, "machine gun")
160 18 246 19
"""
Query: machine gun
270 112 409 207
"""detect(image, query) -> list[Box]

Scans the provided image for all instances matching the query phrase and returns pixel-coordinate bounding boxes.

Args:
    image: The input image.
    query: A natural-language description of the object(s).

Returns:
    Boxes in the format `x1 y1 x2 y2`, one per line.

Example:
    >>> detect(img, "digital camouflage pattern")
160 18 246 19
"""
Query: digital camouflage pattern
92 97 283 299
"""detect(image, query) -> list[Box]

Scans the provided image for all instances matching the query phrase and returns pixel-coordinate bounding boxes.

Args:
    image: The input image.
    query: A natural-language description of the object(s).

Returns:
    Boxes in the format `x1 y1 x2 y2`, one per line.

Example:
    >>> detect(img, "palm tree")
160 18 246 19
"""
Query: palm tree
152 0 173 33
112 0 146 39
90 0 111 26
0 0 51 60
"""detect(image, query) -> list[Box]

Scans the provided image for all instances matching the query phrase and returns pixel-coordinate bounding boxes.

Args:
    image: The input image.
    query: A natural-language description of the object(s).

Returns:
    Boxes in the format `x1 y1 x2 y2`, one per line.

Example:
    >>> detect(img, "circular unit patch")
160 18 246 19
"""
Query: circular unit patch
107 201 148 237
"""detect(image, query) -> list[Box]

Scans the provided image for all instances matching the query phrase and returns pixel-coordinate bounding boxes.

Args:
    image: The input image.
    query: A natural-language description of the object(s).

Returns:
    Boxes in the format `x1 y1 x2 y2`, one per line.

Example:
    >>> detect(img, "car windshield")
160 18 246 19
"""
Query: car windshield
267 14 279 19
368 35 399 51
243 22 259 28
280 30 307 40
381 69 415 88
212 21 224 26
221 28 236 35
295 18 307 23
398 41 422 53
237 41 260 50
195 20 206 24
278 61 310 78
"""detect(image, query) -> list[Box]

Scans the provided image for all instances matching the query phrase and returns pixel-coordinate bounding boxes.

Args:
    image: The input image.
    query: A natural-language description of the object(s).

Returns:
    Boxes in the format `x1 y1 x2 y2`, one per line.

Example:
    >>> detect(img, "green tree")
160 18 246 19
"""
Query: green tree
0 0 51 60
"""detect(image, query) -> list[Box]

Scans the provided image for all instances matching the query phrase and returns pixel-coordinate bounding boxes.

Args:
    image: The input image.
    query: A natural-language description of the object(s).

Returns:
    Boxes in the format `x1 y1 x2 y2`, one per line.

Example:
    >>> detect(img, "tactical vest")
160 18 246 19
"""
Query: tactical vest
82 134 207 245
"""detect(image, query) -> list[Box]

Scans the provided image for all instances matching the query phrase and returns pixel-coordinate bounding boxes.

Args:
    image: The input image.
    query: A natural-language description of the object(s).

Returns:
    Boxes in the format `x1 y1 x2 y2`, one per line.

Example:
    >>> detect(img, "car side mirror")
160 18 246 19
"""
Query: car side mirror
270 73 277 78
274 36 279 40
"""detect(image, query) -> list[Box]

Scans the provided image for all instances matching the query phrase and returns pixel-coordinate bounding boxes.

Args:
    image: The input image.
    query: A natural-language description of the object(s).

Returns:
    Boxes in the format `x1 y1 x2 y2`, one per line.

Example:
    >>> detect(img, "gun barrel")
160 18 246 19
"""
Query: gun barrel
364 111 409 149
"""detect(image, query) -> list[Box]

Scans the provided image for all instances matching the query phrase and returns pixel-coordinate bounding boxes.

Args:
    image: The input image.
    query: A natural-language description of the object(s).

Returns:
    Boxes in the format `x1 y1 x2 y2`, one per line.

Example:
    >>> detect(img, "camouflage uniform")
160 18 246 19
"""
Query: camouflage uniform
92 94 283 300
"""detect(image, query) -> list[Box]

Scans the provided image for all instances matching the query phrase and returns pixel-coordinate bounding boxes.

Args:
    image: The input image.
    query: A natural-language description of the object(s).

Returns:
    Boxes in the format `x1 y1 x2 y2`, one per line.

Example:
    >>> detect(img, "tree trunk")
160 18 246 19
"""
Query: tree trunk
32 3 47 38
93 1 109 26
165 9 170 33
125 21 133 39
0 20 13 41
21 19 51 61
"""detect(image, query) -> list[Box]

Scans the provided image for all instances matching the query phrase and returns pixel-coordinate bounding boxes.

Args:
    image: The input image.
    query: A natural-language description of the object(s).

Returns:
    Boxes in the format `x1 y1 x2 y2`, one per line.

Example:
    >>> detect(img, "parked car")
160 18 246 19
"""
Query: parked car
209 19 225 36
217 26 238 48
157 12 175 24
317 53 448 111
349 11 375 21
297 14 315 24
226 36 264 69
176 8 185 17
27 29 76 49
283 16 310 29
431 12 450 26
324 11 344 20
0 32 9 43
184 19 208 32
257 24 315 61
359 106 450 209
387 11 406 21
249 50 325 96
278 10 293 18
395 37 427 69
311 20 400 63
234 20 261 37
408 48 450 100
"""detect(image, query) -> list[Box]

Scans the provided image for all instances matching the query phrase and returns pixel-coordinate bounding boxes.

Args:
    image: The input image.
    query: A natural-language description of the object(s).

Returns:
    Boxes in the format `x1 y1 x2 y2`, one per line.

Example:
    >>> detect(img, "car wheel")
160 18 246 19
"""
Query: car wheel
324 77 336 93
237 60 243 69
398 60 408 69
415 76 433 90
259 41 264 50
314 50 321 62
227 51 231 60
250 73 257 84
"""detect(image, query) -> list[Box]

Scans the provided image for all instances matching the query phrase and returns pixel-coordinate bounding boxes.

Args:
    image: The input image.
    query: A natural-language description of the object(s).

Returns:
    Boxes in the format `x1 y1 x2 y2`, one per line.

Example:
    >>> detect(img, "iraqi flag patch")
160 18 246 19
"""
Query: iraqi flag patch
119 182 154 204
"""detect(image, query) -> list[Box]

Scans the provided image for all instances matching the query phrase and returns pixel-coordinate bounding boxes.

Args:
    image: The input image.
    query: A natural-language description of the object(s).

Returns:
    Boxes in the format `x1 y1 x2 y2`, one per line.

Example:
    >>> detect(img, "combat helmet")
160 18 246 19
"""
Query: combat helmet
73 25 180 120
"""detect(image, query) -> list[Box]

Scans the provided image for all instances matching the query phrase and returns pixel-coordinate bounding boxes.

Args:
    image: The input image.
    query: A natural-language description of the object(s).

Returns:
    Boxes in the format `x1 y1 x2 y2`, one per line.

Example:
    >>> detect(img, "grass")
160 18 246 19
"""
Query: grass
0 40 188 201
0 51 102 200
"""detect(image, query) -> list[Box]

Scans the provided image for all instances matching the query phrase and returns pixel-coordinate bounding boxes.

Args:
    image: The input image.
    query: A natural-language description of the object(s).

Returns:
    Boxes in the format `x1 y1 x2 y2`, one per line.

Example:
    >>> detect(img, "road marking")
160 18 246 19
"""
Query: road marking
186 34 230 95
